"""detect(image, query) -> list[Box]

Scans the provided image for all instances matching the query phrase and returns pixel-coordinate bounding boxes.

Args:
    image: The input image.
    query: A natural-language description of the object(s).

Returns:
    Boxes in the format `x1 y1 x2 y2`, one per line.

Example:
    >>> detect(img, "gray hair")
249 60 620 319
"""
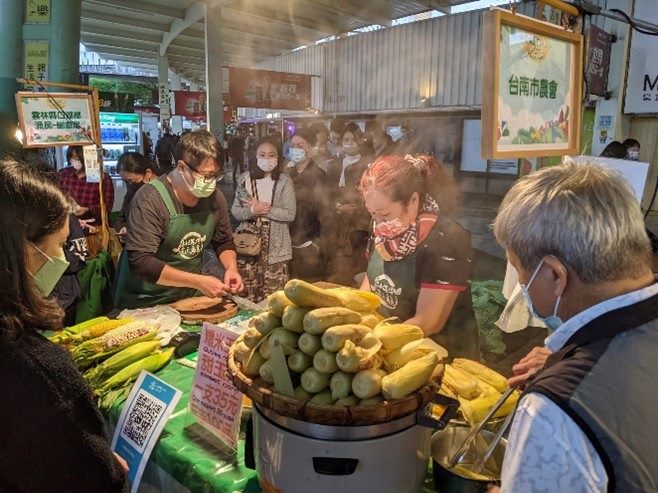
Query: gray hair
493 163 651 283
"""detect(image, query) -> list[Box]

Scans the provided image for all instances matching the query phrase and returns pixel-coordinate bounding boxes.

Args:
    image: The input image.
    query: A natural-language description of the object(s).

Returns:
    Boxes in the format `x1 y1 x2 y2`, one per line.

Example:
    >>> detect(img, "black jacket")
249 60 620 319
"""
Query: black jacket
0 328 128 492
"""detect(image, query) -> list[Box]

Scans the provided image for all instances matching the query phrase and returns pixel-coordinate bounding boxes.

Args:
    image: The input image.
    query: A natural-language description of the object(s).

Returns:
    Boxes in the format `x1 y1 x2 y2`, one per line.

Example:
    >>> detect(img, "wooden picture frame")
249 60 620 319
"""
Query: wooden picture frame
481 8 583 159
15 91 97 148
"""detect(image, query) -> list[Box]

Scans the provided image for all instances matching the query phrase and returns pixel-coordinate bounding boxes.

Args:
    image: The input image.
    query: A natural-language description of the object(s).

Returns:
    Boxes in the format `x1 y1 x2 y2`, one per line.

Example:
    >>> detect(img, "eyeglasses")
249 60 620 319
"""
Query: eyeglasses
185 162 225 182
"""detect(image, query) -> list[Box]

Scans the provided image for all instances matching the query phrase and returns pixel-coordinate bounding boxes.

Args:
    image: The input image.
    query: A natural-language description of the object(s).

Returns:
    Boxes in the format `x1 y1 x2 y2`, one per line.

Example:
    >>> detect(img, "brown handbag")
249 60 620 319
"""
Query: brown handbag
233 176 277 257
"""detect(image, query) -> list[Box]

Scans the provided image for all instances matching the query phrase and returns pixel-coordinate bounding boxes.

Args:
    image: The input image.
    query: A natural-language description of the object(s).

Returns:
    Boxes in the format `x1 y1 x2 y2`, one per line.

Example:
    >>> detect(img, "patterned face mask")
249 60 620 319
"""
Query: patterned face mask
374 217 409 239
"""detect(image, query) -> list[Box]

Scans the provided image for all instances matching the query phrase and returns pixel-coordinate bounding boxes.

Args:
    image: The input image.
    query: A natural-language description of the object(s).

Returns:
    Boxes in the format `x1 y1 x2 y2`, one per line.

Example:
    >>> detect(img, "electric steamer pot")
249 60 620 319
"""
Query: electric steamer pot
228 344 459 493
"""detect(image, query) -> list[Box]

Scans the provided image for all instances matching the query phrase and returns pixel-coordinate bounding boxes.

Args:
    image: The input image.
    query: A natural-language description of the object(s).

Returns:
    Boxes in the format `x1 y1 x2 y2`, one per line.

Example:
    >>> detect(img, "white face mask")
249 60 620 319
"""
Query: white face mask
257 157 278 172
627 150 639 160
343 143 360 156
70 159 83 171
289 148 306 163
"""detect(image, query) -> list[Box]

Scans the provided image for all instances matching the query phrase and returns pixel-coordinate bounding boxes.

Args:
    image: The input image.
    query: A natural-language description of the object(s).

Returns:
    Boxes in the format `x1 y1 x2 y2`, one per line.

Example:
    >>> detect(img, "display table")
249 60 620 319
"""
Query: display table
108 347 440 493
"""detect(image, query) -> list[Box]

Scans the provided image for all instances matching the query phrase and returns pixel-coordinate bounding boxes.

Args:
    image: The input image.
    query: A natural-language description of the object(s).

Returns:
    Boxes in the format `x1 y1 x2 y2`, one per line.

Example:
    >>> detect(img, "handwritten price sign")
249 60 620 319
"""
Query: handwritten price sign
189 322 243 449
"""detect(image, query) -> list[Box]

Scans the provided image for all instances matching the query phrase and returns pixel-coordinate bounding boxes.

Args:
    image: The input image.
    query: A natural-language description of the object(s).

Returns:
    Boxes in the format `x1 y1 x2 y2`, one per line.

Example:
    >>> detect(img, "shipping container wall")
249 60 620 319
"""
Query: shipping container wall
241 2 541 117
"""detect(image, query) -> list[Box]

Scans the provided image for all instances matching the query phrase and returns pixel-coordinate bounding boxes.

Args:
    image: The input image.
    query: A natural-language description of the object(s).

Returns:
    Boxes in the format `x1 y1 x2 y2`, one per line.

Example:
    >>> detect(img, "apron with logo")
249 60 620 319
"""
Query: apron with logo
114 180 214 309
367 248 479 359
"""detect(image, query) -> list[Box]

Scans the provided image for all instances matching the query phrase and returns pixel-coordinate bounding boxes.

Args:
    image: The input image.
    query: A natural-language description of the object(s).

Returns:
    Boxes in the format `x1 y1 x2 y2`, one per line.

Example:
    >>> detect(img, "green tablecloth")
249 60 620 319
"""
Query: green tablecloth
109 355 262 492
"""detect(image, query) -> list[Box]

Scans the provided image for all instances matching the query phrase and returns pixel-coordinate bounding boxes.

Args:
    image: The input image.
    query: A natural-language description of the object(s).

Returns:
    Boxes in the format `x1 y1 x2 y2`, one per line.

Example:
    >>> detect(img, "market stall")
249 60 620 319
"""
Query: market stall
49 280 518 493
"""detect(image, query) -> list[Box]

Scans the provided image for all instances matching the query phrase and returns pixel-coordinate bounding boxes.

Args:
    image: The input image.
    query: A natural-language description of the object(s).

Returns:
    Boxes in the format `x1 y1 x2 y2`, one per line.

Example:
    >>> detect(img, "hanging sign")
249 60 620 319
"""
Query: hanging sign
24 41 49 81
158 83 171 121
189 323 243 450
585 25 611 97
83 145 101 183
112 371 182 493
25 0 51 24
229 67 311 110
15 92 97 148
481 9 583 159
624 0 658 113
173 91 206 121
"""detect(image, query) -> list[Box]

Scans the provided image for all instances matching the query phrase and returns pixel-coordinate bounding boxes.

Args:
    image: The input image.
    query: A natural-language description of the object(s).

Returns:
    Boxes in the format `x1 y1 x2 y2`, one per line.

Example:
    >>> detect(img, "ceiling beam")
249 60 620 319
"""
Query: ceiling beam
81 23 163 44
220 7 330 45
81 34 158 52
81 43 158 60
82 0 184 19
427 0 452 14
160 1 206 56
228 0 340 36
81 8 170 32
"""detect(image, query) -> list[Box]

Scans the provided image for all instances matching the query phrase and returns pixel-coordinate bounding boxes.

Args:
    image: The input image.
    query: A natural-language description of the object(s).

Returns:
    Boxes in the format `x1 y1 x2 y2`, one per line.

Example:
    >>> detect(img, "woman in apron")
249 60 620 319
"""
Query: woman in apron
359 154 480 360
114 130 242 309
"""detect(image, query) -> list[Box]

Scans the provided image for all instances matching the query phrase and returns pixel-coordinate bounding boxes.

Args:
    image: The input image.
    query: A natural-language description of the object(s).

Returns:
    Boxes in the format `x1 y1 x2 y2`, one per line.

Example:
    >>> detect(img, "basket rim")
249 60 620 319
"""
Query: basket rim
227 341 443 426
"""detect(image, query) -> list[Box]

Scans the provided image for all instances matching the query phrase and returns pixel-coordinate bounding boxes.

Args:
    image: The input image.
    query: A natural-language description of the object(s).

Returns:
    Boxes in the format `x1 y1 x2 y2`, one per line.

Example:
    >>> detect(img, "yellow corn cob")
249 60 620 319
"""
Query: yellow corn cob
70 318 134 344
458 390 520 425
373 323 424 352
49 316 110 344
321 324 372 352
443 364 482 399
267 290 295 317
303 307 362 335
452 358 509 393
328 288 382 312
284 279 344 308
84 340 162 388
381 352 439 400
352 368 387 399
70 322 159 369
99 348 175 392
336 340 383 373
359 312 383 328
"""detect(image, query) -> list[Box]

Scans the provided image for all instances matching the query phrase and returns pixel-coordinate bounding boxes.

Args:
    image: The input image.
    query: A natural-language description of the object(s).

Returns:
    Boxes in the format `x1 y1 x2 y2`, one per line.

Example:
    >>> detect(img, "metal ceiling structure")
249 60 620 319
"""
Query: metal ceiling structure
80 0 479 85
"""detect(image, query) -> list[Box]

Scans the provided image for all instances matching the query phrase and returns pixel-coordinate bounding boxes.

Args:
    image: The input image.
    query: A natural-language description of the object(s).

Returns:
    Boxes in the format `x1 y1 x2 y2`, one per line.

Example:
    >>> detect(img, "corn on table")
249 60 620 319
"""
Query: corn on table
107 321 440 493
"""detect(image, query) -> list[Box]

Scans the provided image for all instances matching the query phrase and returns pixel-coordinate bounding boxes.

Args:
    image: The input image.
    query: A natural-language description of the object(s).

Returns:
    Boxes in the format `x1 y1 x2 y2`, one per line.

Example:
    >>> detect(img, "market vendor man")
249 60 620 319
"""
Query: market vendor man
359 154 479 359
115 130 243 309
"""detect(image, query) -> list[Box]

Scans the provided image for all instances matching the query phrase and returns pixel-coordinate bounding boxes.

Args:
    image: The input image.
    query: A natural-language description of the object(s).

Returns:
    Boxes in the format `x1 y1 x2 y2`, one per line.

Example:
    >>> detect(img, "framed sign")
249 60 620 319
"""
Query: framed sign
15 92 96 148
481 9 583 159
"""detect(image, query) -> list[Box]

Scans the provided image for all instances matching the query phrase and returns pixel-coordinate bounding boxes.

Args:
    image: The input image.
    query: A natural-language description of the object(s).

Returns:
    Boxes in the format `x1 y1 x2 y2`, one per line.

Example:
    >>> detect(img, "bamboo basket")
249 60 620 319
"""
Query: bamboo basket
228 343 444 426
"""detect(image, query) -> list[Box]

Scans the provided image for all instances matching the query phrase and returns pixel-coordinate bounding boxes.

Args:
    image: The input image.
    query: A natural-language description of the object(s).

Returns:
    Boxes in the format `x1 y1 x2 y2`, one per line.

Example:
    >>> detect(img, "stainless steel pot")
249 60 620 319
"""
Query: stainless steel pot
431 424 507 493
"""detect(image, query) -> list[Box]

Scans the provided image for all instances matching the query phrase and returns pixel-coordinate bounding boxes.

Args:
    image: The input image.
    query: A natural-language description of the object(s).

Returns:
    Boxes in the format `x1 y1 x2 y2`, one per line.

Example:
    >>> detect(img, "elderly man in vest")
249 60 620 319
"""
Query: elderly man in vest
489 163 657 492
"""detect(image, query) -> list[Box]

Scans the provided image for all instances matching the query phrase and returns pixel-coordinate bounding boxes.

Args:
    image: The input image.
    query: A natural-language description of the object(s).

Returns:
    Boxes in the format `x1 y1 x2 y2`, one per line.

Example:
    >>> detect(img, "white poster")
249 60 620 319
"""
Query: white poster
591 97 617 157
83 145 100 183
624 0 658 114
461 119 487 172
569 155 650 203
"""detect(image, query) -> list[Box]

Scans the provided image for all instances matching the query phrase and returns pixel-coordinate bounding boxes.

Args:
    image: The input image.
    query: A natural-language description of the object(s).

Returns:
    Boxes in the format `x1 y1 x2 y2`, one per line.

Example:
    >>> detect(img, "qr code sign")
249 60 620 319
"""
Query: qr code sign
121 390 165 453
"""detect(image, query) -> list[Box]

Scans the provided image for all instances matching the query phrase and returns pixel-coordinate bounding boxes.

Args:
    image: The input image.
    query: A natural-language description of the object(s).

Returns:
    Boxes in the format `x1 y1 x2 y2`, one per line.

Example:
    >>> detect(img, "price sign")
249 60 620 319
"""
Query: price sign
82 144 100 183
189 323 243 449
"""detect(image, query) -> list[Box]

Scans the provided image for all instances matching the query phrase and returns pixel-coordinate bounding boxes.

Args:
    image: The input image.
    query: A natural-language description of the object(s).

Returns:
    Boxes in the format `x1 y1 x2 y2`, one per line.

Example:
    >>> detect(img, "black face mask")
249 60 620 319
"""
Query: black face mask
126 181 144 195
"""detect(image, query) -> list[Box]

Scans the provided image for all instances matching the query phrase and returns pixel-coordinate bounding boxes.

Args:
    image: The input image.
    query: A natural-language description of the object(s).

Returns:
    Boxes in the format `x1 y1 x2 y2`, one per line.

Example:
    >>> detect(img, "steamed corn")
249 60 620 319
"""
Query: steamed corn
373 324 424 352
443 364 481 399
328 288 381 312
381 352 439 400
452 358 508 393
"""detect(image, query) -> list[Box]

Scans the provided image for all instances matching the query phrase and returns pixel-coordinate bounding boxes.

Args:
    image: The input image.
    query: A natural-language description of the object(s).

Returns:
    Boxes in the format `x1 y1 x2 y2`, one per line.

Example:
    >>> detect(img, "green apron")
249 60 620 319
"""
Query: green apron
114 179 215 309
366 248 479 359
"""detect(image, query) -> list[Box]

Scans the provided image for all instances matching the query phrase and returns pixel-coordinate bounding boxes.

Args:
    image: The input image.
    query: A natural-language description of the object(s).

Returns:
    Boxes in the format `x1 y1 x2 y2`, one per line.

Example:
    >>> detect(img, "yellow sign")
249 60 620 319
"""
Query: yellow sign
24 42 49 81
26 0 51 23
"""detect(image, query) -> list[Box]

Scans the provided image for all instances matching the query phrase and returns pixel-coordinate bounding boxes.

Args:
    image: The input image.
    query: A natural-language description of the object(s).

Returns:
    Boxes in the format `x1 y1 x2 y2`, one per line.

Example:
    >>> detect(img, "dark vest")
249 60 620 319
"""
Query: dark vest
525 291 658 492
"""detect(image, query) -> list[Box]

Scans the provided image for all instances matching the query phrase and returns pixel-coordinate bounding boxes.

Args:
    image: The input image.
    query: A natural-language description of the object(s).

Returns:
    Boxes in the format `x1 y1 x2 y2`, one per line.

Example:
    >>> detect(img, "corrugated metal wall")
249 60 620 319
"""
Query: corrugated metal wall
240 2 542 118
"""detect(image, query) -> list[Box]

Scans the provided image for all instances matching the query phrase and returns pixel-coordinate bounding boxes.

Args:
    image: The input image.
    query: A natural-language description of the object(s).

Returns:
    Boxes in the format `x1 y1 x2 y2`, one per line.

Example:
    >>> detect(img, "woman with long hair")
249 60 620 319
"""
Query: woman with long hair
232 136 296 301
0 158 127 491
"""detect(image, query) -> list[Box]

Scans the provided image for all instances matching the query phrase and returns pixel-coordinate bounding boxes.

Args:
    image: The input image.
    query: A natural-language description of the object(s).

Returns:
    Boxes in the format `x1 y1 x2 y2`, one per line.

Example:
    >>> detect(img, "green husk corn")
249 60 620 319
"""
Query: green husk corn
99 348 174 392
84 340 161 388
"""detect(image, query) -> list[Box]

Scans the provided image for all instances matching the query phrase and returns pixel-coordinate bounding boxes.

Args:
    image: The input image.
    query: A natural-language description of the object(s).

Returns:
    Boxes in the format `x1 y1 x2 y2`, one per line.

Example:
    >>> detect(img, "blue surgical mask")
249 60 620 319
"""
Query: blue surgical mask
289 148 306 163
29 244 70 297
520 258 563 331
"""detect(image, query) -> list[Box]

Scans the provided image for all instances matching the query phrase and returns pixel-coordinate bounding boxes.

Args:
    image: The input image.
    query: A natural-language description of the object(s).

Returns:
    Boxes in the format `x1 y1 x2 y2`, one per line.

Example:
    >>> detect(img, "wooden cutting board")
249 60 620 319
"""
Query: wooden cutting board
171 296 239 325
